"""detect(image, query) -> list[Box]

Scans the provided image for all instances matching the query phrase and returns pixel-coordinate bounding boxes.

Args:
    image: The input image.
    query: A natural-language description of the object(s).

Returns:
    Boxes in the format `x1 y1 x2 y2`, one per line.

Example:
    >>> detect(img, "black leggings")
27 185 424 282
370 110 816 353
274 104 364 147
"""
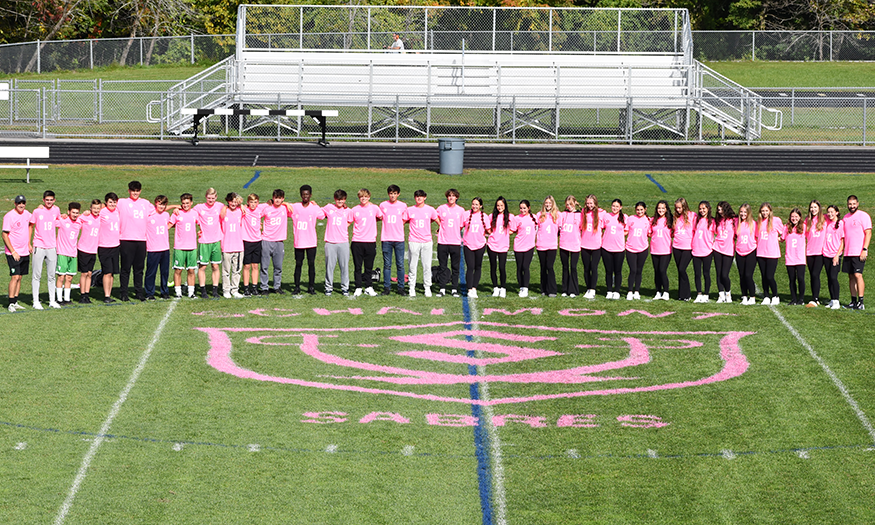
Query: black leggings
560 249 580 295
626 249 648 292
351 242 376 289
538 249 557 295
673 249 693 300
515 249 534 289
580 248 601 291
714 252 733 293
294 247 317 288
488 247 507 288
787 264 806 303
735 252 757 297
651 254 671 294
693 253 713 295
602 249 624 293
807 254 824 301
464 246 486 289
757 257 779 297
437 244 461 290
826 255 842 301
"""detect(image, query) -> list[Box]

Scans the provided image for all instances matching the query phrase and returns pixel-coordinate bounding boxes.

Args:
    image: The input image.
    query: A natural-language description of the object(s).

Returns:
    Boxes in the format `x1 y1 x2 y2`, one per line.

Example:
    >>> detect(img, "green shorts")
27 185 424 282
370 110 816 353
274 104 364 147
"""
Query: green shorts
174 249 198 270
198 241 222 265
56 255 78 275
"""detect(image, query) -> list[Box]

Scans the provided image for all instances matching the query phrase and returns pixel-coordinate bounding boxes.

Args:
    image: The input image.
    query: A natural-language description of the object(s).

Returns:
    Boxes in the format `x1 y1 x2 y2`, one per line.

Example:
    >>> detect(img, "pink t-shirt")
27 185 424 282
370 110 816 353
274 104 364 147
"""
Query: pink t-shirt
462 211 488 250
322 204 352 243
242 203 267 243
194 202 225 244
756 217 784 259
783 225 806 266
379 200 408 242
351 203 382 243
714 218 736 257
735 220 758 256
823 220 845 258
146 211 170 253
672 211 696 251
649 217 672 256
691 217 716 257
436 204 466 246
77 213 100 254
486 212 512 253
56 217 82 257
580 209 605 250
625 215 650 253
805 219 827 256
292 202 326 249
30 205 60 249
843 210 872 257
261 203 293 242
558 211 581 252
3 209 31 255
600 212 627 253
169 209 198 250
98 207 121 248
118 197 152 242
405 205 438 244
535 212 559 251
221 207 244 253
511 214 538 252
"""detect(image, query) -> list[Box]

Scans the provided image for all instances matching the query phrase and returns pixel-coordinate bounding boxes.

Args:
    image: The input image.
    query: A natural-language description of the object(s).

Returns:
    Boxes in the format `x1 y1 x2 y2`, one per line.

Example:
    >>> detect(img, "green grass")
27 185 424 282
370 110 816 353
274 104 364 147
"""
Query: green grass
704 61 875 87
1 167 874 523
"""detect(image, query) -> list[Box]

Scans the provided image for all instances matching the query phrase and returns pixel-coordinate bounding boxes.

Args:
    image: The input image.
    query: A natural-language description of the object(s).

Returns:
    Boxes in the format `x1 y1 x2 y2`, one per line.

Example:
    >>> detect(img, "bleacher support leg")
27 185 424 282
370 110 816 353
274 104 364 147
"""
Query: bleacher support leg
315 115 329 147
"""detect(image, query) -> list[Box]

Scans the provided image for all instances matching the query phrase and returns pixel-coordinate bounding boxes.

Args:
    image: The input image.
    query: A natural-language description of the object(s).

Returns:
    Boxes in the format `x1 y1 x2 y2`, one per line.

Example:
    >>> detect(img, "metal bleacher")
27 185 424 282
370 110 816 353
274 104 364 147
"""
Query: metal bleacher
160 5 782 143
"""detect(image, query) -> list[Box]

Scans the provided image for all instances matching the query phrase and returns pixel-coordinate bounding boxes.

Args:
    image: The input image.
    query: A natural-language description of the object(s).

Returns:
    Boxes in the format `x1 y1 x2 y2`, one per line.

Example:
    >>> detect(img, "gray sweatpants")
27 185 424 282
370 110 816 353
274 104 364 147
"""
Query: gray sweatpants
31 246 57 303
324 242 350 293
260 240 285 291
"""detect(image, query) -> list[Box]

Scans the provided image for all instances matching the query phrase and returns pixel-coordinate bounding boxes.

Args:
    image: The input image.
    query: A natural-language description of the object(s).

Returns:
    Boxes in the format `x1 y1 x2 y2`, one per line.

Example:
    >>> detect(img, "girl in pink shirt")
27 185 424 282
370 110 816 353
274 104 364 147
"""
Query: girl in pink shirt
672 197 696 301
692 201 716 303
625 202 650 300
511 200 538 297
783 208 807 305
462 197 488 297
436 189 465 296
536 196 559 297
805 200 827 307
601 199 627 299
714 201 737 303
487 196 512 297
351 188 383 296
649 200 673 300
558 195 582 297
756 202 784 305
823 205 845 309
579 194 604 299
735 203 759 305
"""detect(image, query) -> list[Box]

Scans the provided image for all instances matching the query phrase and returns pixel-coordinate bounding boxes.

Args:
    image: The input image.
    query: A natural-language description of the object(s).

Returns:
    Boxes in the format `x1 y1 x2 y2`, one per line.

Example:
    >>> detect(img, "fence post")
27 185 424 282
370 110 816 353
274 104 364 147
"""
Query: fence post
492 9 496 51
41 87 46 139
549 9 553 52
140 37 144 65
864 97 867 146
751 32 755 61
98 79 103 124
830 31 833 61
300 6 304 49
36 40 41 74
395 95 400 143
791 88 795 126
367 7 371 51
424 7 429 51
616 11 621 53
191 34 195 64
89 40 94 69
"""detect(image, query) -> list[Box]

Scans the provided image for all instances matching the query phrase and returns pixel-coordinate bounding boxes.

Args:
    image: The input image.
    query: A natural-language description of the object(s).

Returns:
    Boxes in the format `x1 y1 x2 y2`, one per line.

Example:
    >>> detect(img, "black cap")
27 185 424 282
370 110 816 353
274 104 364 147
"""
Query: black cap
14 195 26 204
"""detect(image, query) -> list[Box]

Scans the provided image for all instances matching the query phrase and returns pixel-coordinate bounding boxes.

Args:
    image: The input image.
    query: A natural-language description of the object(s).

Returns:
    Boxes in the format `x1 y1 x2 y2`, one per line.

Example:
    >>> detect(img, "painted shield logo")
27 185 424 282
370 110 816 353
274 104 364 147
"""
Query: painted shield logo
196 321 754 406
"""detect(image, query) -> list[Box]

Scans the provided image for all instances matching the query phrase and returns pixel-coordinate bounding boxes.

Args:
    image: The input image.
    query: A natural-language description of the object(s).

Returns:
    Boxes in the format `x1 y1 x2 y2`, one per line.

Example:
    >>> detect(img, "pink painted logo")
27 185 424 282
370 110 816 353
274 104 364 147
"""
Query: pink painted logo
196 322 754 406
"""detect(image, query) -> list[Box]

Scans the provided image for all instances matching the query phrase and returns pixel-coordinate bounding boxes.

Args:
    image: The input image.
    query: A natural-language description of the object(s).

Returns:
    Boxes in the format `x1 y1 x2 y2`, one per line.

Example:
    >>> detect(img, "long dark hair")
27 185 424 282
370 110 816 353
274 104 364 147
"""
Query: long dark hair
519 199 537 226
696 200 714 228
612 199 625 225
491 196 510 231
467 197 487 233
651 199 674 229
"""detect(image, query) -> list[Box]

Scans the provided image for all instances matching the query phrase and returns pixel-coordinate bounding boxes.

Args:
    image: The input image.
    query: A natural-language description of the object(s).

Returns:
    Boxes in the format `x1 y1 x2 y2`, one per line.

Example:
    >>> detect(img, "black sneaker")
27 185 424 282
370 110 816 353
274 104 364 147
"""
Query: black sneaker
293 286 301 295
212 288 220 299
260 288 269 296
243 288 251 298
274 288 285 295
381 288 392 296
146 295 157 301
308 287 316 295
844 300 858 309
160 293 170 300
855 301 865 310
79 296 89 304
104 297 115 304
84 296 92 304
120 295 130 302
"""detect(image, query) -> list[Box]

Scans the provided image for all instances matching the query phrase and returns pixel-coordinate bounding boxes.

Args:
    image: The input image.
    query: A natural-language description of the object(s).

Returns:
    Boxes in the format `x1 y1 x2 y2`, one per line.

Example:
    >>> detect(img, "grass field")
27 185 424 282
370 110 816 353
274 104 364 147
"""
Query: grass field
1 167 874 524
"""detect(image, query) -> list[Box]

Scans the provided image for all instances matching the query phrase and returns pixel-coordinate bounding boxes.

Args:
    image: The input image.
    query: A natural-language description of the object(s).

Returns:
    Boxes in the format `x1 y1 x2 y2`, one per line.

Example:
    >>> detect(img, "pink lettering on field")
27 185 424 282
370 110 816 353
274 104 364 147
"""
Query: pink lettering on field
426 414 479 427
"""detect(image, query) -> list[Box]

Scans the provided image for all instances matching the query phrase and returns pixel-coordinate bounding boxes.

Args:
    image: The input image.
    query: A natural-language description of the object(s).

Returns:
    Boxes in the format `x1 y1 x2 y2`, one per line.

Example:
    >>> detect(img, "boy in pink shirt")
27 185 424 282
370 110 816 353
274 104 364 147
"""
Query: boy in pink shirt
3 195 32 311
404 189 438 297
118 180 152 302
194 188 225 299
221 193 245 298
260 189 293 295
145 195 172 300
241 194 267 297
77 199 102 303
323 189 353 296
436 188 465 296
170 193 199 298
351 188 383 296
380 184 408 296
54 202 82 305
30 190 61 309
843 195 872 309
291 185 326 295
98 192 121 304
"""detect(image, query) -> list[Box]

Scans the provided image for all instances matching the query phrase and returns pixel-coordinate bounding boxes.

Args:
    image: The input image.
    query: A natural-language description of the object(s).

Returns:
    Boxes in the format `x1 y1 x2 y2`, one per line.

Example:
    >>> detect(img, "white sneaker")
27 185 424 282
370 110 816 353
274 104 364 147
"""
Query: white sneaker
725 292 732 303
438 288 446 297
771 297 780 305
829 300 841 309
365 287 378 297
583 289 594 299
424 288 432 298
740 296 748 305
469 288 478 299
354 288 363 297
492 287 501 297
223 292 232 299
716 292 725 303
633 292 640 300
663 292 671 300
761 297 771 305
409 287 416 297
569 293 576 298
499 288 506 298
626 291 634 301
8 304 15 312
519 288 528 298
452 289 460 297
11 302 24 310
653 293 662 301
33 302 44 310
232 291 245 299
49 301 61 309
606 291 613 299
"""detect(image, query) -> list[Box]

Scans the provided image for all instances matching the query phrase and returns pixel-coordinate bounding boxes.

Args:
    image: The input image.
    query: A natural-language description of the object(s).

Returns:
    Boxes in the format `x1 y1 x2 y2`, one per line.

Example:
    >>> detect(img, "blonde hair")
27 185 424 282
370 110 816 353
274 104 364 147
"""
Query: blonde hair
564 195 580 212
759 202 774 233
357 188 370 199
539 195 559 224
206 187 217 197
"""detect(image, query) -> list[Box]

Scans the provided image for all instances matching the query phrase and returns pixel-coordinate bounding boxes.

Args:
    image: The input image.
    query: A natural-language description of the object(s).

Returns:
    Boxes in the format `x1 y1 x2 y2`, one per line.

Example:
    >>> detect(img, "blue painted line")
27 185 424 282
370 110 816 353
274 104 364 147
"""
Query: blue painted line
243 170 261 189
646 173 668 193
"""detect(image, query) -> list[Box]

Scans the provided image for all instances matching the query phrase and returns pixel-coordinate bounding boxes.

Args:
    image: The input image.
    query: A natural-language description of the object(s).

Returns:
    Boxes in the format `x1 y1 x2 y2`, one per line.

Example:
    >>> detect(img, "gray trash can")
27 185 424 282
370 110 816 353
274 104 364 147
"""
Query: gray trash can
438 138 465 175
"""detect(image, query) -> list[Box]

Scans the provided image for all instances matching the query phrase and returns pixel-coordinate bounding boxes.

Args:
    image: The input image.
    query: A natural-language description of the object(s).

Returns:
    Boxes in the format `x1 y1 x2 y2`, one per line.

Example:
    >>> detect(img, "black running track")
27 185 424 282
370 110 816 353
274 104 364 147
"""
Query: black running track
2 138 875 172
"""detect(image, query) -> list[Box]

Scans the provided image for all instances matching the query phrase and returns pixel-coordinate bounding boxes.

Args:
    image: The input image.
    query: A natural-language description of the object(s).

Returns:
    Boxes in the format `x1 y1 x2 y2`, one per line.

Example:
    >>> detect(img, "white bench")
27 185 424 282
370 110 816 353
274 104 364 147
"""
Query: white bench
0 146 50 183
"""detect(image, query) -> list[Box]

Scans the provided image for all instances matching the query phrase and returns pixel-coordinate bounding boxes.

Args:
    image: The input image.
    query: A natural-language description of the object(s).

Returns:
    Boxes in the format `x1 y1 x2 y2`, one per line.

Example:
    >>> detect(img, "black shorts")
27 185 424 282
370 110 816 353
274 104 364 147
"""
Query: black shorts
78 250 96 273
843 255 866 274
6 254 29 276
98 246 120 275
243 240 262 265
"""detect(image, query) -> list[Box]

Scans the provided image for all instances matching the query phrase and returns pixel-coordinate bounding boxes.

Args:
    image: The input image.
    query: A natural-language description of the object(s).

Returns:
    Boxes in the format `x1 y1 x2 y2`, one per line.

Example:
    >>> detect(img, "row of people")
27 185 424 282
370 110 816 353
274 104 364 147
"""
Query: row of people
3 183 871 310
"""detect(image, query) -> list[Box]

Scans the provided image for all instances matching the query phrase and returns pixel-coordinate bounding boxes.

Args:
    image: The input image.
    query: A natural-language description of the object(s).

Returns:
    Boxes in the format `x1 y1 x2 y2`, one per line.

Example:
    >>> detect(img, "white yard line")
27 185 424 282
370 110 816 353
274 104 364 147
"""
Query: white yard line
468 297 508 525
54 299 179 525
